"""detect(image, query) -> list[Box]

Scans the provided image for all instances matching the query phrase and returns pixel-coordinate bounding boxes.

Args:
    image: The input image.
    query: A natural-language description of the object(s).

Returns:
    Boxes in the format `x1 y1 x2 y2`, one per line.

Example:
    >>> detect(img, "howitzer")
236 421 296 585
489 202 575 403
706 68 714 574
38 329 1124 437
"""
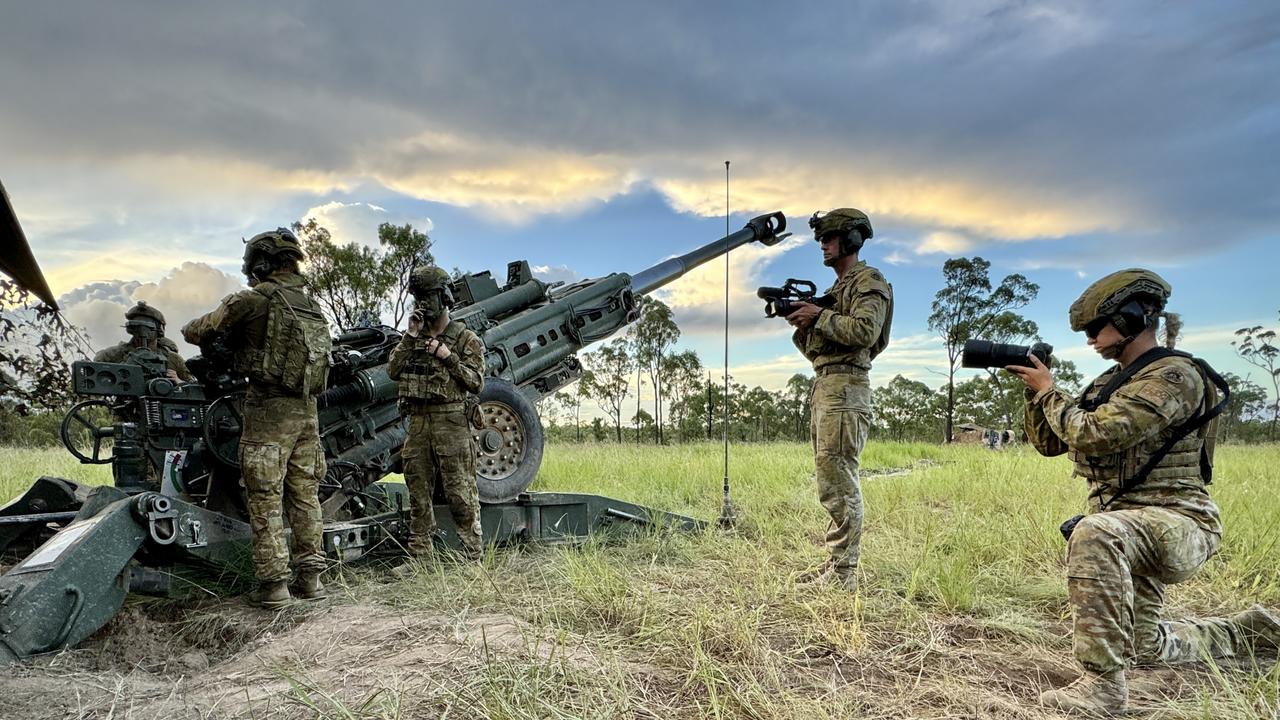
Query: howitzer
756 278 835 318
0 211 787 665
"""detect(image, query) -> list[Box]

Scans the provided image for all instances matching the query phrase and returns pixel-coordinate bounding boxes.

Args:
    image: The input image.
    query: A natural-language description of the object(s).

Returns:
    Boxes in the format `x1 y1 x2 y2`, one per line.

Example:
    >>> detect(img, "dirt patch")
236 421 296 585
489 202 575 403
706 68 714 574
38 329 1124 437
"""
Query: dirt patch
0 600 637 720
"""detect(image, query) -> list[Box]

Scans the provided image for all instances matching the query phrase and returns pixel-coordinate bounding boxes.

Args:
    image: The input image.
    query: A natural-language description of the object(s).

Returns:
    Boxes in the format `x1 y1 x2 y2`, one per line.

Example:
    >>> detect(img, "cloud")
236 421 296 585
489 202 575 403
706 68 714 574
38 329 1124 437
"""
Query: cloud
916 231 975 255
650 235 807 340
302 201 434 250
59 263 246 356
531 264 583 286
1 0 1274 279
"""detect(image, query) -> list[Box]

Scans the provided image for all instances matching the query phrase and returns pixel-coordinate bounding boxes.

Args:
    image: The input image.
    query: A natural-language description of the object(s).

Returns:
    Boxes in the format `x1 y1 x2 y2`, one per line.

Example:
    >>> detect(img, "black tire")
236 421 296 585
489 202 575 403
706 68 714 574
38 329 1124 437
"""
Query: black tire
473 378 544 503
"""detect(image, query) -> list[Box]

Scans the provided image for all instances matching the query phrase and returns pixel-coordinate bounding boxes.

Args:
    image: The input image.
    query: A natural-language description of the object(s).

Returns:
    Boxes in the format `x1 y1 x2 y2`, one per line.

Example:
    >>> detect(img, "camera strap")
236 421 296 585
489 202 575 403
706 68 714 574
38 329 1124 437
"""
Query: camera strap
1096 350 1231 510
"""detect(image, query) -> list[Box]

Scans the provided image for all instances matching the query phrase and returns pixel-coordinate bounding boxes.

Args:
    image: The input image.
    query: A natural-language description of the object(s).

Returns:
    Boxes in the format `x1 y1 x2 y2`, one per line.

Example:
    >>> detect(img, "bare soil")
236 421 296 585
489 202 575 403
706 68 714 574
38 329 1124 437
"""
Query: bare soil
0 596 637 720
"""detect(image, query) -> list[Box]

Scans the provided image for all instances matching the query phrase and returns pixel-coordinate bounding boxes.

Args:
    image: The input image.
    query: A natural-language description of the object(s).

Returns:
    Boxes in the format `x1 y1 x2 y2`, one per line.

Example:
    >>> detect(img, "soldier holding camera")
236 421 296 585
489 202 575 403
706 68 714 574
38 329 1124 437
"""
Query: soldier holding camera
786 208 893 592
387 265 486 564
1006 269 1279 715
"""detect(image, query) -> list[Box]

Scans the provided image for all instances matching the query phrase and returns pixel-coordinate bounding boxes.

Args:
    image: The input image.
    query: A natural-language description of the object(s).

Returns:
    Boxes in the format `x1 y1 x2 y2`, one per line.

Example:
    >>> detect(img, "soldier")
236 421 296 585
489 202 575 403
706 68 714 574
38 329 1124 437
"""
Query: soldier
182 228 332 608
1007 269 1280 715
387 265 486 564
94 301 194 382
786 208 893 592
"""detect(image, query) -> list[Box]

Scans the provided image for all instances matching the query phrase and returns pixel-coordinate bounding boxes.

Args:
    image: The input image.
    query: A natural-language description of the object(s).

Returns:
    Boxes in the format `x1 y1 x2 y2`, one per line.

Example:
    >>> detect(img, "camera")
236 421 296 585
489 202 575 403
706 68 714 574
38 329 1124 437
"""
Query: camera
756 279 834 318
960 339 1053 369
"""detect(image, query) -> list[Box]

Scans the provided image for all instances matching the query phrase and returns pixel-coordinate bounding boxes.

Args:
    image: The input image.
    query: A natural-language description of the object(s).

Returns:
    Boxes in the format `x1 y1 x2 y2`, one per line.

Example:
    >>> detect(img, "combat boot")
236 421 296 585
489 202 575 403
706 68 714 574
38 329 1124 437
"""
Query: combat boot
1232 604 1280 651
250 580 292 609
1038 669 1128 717
294 571 327 601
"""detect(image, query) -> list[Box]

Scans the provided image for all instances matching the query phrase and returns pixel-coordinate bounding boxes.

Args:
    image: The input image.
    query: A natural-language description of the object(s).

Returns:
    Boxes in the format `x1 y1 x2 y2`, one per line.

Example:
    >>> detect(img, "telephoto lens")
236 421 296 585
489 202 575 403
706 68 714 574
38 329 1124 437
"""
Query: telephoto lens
961 340 1053 369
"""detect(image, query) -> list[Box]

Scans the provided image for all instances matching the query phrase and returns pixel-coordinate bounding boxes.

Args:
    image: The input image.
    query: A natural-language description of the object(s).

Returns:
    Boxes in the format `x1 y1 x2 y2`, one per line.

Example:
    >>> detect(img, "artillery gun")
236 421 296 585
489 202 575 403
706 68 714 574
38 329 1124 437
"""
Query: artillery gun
0 210 788 664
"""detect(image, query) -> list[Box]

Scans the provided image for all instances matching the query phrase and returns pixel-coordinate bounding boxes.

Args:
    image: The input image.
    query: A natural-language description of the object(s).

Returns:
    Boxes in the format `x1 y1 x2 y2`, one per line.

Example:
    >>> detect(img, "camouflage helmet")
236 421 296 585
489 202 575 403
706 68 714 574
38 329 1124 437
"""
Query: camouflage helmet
408 265 450 295
1068 268 1171 333
124 301 165 327
243 227 304 264
809 208 873 256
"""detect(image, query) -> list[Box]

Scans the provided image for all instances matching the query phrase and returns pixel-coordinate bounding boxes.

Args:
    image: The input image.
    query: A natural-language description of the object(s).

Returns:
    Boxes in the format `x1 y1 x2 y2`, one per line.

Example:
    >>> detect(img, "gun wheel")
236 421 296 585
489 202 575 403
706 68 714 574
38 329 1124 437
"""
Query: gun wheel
474 378 544 504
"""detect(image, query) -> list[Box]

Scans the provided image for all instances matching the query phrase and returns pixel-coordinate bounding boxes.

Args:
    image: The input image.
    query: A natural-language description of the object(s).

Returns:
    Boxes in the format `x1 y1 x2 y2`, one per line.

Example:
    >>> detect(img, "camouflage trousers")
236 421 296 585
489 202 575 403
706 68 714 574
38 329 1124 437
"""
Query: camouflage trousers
238 392 326 583
1066 507 1248 672
402 408 483 557
809 373 872 571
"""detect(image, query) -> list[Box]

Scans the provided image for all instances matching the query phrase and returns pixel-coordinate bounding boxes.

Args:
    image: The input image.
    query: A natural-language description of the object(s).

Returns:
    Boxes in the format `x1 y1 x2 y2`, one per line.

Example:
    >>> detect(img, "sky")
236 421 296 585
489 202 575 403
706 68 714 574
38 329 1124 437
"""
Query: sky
2 1 1278 404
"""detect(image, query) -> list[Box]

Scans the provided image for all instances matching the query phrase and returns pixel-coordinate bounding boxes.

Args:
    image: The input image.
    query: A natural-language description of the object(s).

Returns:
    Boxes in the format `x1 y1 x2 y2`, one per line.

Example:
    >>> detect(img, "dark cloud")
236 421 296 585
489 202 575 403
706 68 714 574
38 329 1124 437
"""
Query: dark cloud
1 1 1276 260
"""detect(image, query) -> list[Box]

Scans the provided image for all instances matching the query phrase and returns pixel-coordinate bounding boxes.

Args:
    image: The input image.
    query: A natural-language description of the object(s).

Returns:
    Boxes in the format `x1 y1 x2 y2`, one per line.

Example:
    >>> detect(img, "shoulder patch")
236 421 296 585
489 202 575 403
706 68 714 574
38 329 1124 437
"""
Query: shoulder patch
1161 368 1184 384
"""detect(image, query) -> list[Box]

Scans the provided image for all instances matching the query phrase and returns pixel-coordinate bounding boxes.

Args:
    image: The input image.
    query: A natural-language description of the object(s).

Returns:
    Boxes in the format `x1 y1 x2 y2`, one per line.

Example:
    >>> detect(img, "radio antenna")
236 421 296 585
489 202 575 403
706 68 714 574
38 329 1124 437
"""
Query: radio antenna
718 160 736 529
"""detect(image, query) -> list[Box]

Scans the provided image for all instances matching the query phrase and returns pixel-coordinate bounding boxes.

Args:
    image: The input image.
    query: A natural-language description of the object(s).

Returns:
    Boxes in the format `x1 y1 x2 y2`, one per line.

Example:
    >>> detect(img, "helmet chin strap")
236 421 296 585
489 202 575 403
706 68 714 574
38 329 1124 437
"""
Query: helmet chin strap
1098 332 1140 361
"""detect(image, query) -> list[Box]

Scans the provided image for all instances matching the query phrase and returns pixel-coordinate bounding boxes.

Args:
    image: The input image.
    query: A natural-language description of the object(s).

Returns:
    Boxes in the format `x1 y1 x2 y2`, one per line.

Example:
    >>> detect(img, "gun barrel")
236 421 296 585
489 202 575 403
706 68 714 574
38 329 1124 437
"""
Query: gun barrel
629 212 786 296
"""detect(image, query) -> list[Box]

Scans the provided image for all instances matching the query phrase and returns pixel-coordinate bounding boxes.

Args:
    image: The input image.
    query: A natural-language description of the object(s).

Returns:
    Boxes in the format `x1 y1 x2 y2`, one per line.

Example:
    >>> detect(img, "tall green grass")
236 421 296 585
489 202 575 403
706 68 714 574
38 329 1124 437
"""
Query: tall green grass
5 442 1279 717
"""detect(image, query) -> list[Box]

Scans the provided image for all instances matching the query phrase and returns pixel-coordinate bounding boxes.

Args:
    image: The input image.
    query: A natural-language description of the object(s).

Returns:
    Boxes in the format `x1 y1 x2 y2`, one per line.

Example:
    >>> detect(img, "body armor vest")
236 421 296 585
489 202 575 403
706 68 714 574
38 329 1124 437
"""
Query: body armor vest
397 321 469 404
237 280 331 396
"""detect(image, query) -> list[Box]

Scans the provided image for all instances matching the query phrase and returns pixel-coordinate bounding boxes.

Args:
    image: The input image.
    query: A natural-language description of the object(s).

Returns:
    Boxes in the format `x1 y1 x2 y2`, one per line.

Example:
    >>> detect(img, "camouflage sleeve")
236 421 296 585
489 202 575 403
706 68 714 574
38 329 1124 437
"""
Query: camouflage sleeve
811 286 889 350
791 327 810 356
167 351 195 382
1035 363 1202 456
386 334 418 380
446 331 485 394
181 290 258 346
1024 387 1069 457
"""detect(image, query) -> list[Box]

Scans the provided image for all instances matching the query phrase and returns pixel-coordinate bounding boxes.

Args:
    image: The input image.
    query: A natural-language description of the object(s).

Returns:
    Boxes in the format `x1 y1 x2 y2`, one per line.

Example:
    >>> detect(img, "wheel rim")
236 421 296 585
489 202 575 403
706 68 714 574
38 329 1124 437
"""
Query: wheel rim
475 401 526 481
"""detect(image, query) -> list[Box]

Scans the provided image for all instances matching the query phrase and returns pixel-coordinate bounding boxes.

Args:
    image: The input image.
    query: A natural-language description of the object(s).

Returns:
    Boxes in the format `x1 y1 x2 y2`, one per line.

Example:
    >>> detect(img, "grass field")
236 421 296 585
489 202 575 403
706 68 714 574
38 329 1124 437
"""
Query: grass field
2 442 1279 718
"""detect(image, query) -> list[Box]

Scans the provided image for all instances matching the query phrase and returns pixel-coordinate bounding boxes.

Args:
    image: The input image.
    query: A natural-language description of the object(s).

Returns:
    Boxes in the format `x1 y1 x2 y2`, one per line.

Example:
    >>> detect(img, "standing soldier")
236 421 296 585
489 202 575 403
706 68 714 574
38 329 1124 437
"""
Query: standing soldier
1007 269 1280 715
388 266 486 564
786 208 893 592
95 301 194 382
182 228 332 608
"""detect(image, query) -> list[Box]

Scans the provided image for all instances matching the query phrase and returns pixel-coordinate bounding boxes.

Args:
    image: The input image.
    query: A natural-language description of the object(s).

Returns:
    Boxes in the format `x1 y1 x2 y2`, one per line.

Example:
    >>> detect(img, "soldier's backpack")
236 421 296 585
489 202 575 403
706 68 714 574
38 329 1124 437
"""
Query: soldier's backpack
251 283 332 396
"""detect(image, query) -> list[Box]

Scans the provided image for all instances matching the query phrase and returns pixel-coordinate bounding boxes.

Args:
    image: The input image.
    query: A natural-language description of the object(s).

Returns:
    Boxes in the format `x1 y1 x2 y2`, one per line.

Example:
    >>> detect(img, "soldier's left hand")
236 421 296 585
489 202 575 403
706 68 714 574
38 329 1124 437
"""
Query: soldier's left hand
1005 355 1053 394
165 369 181 382
427 337 451 360
786 302 822 330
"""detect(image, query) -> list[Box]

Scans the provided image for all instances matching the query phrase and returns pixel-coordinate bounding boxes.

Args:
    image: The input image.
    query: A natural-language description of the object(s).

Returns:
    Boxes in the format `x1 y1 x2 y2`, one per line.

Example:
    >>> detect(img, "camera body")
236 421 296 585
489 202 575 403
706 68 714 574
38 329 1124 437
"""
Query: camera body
757 279 835 318
961 339 1053 369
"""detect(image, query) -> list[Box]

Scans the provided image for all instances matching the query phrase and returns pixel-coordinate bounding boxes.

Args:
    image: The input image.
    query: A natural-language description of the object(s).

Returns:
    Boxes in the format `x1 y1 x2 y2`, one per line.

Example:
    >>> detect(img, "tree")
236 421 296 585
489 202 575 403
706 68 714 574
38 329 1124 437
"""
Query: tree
377 222 434 327
784 373 814 441
581 338 632 443
292 219 434 329
661 350 703 441
927 257 1039 442
1219 372 1269 443
0 277 85 412
1233 315 1279 441
553 385 584 442
874 375 941 441
632 297 679 443
293 219 388 328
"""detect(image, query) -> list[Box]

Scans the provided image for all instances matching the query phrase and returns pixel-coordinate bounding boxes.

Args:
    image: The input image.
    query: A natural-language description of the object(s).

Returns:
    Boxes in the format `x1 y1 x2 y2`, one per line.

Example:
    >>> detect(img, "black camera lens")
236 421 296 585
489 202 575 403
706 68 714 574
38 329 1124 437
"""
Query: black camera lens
961 340 1053 369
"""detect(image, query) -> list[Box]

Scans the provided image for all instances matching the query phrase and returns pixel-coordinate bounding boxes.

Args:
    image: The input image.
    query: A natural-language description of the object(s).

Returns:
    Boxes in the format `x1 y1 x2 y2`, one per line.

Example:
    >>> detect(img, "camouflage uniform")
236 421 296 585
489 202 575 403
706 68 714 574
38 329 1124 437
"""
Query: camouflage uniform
792 260 893 577
94 341 194 382
388 320 486 557
1025 355 1255 673
182 270 327 584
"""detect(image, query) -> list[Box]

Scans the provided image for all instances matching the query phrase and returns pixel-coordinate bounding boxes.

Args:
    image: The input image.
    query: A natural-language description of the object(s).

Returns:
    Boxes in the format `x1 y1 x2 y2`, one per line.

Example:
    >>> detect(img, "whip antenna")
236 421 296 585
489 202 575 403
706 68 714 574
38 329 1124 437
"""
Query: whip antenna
718 160 736 529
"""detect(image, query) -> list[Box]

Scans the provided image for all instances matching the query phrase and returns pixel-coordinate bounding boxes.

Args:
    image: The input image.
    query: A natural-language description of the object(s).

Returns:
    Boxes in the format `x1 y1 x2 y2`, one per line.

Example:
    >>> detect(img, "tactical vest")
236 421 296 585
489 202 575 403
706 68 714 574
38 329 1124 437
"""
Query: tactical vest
397 321 469 404
1070 352 1225 514
237 280 332 396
